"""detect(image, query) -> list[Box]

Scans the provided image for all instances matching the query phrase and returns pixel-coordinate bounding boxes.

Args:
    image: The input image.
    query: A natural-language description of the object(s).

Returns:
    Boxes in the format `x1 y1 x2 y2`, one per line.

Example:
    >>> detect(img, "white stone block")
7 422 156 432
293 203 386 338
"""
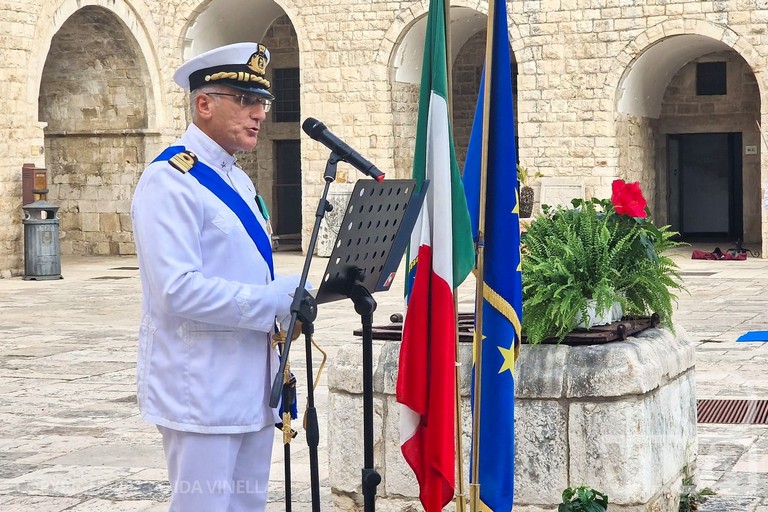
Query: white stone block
563 329 695 398
381 396 419 497
514 400 569 504
515 345 568 398
373 341 399 396
569 397 660 503
328 344 364 394
327 391 385 495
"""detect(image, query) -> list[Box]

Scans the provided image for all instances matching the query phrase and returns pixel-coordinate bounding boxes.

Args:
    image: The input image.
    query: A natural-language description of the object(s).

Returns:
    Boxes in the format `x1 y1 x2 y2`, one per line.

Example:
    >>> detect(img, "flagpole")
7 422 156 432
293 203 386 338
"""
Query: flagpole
469 0 495 510
443 2 469 511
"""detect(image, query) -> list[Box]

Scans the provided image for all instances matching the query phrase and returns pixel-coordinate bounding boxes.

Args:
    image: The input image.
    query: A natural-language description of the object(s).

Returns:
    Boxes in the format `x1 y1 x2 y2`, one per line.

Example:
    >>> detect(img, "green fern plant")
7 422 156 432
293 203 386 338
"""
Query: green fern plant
521 182 685 344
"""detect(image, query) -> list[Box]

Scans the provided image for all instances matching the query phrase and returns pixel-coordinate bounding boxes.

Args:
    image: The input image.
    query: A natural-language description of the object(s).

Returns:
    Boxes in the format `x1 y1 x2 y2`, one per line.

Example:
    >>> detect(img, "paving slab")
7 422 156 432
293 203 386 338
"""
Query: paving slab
0 245 767 510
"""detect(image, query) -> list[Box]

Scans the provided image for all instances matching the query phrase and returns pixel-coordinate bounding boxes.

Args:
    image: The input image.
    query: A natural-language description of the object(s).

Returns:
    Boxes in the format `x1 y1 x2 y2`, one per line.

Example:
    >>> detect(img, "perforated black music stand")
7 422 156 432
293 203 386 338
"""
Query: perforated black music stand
316 179 425 304
316 178 428 511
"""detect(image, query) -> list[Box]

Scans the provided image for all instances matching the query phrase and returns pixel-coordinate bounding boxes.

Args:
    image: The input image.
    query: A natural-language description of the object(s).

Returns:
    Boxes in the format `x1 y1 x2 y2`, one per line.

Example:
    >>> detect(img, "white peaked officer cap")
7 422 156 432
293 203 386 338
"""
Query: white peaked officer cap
173 42 275 100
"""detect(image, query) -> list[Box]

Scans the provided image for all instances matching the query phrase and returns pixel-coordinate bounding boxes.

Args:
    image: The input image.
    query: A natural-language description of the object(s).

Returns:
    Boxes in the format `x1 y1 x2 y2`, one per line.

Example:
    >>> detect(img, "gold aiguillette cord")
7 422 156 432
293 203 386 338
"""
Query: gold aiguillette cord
273 325 328 433
272 329 298 443
304 334 327 430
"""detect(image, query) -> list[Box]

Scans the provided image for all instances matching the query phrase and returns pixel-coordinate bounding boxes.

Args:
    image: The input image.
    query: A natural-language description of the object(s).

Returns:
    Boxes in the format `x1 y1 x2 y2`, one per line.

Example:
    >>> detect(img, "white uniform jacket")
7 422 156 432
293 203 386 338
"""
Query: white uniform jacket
131 124 281 434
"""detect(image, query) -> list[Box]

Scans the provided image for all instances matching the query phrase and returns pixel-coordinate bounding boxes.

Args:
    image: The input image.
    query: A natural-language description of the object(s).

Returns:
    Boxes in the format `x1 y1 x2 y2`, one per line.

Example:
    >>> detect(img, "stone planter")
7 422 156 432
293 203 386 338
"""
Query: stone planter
327 327 696 511
514 327 697 511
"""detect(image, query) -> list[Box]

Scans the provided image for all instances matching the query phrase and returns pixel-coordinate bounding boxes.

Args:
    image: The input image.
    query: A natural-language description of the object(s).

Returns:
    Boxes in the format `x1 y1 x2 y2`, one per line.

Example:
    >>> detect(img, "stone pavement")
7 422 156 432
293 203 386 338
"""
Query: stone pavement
0 245 767 511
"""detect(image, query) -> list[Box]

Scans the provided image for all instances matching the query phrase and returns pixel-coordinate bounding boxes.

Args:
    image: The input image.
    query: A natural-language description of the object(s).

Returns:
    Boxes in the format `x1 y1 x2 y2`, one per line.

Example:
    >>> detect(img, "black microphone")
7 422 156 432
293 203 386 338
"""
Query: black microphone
302 117 385 181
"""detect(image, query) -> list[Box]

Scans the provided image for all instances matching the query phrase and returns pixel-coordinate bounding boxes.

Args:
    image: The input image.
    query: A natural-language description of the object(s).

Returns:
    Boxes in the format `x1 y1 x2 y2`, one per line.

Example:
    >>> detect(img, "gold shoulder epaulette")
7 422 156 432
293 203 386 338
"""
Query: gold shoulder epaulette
169 151 197 173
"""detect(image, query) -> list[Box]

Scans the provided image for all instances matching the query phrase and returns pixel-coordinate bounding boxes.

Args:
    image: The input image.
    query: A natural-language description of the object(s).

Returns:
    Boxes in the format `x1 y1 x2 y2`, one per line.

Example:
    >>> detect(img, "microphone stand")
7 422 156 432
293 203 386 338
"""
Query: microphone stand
270 152 340 512
349 283 381 511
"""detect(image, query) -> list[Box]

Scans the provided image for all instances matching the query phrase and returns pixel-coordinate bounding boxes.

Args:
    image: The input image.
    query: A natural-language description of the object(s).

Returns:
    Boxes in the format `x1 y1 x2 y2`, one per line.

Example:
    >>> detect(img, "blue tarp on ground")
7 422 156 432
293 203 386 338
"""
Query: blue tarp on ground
736 331 768 342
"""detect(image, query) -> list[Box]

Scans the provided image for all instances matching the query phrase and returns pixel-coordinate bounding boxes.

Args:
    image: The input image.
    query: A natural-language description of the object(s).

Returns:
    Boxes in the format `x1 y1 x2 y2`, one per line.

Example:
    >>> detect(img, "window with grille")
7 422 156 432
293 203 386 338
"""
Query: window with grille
273 67 300 122
696 62 727 96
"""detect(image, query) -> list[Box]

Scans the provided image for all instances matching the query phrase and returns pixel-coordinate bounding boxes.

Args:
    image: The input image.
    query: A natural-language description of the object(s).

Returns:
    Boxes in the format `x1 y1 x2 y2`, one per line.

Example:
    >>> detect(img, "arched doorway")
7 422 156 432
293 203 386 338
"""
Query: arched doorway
39 5 154 255
183 0 303 248
389 7 518 177
615 33 761 246
661 50 759 243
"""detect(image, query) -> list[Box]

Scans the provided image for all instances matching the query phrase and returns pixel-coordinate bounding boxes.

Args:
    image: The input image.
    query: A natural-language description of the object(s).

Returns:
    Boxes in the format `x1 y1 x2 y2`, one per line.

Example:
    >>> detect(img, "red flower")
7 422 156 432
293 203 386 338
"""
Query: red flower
611 179 648 218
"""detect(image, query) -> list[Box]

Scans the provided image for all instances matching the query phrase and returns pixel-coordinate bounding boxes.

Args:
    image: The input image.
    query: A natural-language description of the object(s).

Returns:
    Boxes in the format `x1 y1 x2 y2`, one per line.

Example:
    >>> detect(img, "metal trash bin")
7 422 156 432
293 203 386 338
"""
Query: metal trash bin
23 198 62 280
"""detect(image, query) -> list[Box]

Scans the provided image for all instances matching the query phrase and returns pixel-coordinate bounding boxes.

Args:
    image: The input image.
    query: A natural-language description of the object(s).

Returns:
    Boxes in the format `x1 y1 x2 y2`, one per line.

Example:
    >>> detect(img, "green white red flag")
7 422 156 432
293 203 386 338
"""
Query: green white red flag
395 0 475 509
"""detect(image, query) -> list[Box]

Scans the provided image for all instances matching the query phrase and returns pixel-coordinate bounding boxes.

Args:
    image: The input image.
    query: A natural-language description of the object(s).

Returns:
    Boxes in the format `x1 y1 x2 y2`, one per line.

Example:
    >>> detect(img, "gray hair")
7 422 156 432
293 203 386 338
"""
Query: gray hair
190 85 227 120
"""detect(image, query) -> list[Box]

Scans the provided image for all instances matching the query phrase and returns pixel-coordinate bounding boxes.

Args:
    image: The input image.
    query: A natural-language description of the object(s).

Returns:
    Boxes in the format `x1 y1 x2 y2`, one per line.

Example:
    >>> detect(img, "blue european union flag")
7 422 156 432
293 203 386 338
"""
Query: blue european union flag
461 0 521 510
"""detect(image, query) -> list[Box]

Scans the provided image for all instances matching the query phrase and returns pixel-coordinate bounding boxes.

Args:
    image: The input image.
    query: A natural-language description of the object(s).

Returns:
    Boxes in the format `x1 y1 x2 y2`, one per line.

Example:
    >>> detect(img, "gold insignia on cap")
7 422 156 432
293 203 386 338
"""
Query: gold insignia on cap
169 151 197 173
247 45 268 75
205 72 271 88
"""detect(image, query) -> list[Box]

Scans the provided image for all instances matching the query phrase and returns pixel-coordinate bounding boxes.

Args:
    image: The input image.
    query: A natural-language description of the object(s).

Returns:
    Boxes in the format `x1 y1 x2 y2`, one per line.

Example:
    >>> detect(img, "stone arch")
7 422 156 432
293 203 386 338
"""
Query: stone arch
607 19 765 119
384 1 529 176
606 19 765 252
179 0 305 245
39 7 152 132
29 0 163 130
38 4 157 256
376 0 531 74
178 0 308 59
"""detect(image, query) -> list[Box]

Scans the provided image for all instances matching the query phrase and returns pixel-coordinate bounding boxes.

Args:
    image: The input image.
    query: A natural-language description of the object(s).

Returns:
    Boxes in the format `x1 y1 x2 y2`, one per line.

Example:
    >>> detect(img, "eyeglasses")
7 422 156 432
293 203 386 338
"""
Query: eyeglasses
206 92 272 112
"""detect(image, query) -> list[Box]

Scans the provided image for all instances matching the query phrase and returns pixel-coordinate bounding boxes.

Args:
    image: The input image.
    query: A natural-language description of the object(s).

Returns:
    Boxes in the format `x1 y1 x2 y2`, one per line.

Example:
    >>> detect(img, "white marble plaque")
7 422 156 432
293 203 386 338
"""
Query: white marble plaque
539 179 585 209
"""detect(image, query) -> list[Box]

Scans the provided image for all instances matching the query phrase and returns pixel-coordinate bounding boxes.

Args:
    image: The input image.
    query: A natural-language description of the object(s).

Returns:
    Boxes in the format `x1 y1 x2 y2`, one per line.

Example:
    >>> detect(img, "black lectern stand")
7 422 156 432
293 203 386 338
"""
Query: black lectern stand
270 172 427 512
315 179 426 303
314 178 428 512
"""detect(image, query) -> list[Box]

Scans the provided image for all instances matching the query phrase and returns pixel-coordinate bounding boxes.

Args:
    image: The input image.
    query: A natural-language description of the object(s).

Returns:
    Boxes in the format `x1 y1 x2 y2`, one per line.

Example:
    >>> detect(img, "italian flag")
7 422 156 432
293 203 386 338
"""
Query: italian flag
395 0 475 510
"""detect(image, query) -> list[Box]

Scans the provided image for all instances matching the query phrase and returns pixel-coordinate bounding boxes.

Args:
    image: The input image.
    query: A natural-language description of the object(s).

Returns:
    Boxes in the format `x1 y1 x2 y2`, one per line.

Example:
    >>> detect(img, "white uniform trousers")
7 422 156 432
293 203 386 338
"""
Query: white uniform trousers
159 425 274 512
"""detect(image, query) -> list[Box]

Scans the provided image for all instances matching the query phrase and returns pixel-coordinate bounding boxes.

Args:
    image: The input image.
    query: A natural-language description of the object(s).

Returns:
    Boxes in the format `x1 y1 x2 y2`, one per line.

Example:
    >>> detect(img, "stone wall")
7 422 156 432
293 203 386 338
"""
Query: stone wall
44 134 144 255
38 6 151 132
1 2 48 277
4 0 768 274
36 5 152 257
391 81 419 180
452 30 486 168
328 328 696 511
617 114 658 210
1 0 182 276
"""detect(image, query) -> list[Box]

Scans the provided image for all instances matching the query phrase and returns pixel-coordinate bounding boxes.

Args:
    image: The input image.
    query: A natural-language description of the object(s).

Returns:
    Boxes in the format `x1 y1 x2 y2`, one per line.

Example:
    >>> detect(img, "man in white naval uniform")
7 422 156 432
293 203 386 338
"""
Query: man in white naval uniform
131 42 303 511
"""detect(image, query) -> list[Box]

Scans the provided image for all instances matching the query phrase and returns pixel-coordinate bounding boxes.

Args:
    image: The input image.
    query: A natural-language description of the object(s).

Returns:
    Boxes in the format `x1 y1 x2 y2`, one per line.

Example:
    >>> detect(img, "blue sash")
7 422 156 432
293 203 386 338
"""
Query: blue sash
153 146 274 280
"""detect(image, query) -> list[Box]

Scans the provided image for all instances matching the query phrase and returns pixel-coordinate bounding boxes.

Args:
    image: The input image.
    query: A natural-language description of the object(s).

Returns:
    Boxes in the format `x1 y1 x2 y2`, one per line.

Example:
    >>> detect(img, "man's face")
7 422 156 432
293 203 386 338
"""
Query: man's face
198 87 268 155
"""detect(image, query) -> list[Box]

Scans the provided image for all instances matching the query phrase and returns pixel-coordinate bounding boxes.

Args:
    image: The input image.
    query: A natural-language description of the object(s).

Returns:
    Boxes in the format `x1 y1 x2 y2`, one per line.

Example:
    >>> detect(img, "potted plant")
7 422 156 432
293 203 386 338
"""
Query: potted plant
559 486 608 512
521 179 685 344
517 163 542 219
